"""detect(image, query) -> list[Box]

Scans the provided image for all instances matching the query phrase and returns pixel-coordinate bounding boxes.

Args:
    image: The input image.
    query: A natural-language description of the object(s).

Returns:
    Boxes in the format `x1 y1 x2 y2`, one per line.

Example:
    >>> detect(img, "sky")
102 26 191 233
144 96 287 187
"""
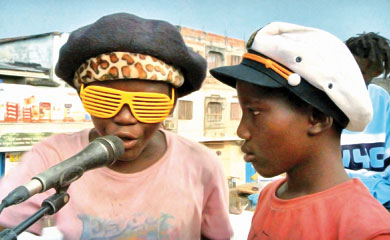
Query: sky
0 0 389 42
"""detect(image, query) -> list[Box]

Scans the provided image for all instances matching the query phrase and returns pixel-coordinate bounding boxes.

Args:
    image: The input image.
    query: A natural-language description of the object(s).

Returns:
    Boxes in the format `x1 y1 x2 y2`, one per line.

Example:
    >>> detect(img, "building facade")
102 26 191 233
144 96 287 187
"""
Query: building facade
165 26 248 185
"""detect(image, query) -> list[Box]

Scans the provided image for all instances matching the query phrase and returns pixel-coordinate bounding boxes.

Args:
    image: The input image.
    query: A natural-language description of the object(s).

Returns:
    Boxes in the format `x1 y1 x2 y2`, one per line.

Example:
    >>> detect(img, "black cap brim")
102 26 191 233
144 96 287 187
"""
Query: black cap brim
210 59 282 89
210 56 349 128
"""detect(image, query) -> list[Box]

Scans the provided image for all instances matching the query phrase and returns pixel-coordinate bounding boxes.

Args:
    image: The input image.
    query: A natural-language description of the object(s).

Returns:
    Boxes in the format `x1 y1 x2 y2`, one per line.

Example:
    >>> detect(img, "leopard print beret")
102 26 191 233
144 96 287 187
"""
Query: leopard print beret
73 52 184 89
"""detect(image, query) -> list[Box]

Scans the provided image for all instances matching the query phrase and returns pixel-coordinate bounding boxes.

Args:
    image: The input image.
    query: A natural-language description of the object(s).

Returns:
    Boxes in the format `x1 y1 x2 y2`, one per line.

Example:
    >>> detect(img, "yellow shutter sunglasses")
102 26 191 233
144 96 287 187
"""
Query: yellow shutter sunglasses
80 84 174 123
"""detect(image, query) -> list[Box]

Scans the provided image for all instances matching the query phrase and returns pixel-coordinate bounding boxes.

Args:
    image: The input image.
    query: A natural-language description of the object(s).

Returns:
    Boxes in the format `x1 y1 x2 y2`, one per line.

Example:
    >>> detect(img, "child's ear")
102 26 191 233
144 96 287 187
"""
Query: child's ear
308 108 333 136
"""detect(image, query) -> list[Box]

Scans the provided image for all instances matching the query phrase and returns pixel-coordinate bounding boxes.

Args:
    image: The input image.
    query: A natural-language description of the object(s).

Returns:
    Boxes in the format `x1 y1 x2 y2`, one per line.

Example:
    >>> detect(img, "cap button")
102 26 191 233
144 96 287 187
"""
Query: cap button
288 73 301 86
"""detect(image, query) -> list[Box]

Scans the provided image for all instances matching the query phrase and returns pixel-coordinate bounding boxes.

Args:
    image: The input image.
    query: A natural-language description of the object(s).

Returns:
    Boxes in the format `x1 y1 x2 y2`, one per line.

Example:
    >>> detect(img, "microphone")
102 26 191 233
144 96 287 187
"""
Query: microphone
0 135 124 213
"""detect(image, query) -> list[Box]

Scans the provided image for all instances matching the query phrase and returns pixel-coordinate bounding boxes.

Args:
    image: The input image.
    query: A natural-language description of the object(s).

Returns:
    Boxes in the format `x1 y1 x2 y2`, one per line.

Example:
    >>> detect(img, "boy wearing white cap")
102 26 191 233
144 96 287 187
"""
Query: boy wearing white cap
211 22 390 239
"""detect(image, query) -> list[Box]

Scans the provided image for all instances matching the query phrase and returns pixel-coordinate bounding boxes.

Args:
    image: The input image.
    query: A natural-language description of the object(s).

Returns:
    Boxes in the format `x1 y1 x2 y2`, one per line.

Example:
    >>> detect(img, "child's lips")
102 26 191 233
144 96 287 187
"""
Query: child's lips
121 138 138 149
115 132 139 149
241 144 255 162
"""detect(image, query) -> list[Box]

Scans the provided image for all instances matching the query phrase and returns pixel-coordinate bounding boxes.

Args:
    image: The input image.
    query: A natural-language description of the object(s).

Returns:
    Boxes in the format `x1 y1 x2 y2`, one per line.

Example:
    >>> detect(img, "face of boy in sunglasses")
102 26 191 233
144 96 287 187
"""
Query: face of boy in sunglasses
82 79 175 172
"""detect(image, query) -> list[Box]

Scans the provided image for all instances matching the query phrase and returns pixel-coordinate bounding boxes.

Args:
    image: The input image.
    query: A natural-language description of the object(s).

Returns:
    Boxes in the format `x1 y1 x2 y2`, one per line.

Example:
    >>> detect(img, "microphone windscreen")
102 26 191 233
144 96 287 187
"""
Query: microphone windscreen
94 135 125 164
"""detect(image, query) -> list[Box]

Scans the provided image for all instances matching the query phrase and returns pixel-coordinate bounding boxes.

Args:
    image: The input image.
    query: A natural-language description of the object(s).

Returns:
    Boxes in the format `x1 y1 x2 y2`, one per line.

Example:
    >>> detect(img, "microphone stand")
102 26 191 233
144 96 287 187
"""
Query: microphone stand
0 188 69 240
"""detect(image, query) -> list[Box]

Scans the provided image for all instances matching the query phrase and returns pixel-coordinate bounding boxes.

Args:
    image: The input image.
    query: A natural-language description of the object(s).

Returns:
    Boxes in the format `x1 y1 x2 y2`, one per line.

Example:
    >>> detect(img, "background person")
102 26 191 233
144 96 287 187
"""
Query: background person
341 32 390 210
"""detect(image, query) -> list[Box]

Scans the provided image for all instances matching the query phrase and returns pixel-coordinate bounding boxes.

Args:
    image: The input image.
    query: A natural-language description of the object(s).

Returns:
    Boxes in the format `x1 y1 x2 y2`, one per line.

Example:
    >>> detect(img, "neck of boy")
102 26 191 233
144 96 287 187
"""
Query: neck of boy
276 138 350 200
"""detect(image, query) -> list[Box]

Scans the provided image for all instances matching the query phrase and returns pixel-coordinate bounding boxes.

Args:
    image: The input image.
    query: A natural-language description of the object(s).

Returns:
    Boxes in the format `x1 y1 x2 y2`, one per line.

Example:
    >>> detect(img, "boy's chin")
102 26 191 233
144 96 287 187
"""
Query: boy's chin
256 169 282 179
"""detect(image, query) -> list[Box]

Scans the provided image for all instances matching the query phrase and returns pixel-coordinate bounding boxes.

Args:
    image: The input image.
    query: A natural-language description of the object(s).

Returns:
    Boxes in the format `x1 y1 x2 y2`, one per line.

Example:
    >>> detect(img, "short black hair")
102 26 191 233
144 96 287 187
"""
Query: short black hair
346 32 390 78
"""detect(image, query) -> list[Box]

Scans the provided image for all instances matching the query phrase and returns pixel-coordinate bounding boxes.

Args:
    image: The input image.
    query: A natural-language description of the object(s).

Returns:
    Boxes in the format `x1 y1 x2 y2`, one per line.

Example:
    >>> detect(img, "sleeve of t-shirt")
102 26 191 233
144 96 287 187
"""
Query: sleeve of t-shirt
200 152 233 239
0 140 59 235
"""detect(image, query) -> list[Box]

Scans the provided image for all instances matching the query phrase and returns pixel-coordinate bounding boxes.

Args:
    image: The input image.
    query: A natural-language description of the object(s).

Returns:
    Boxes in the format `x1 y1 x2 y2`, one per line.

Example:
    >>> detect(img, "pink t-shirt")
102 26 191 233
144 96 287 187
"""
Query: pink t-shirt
0 129 233 239
248 178 390 240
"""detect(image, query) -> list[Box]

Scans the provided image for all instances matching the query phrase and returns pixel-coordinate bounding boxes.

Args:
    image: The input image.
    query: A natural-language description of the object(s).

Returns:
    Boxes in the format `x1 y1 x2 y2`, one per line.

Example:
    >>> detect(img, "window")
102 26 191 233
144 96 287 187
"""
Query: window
206 102 222 123
207 51 223 69
178 100 193 120
231 55 241 65
230 102 242 120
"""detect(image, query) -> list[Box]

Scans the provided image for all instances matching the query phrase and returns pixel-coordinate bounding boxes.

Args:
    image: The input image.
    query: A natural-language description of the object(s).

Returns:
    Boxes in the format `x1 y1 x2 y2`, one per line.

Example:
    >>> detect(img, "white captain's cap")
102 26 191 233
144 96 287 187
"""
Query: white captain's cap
211 22 373 131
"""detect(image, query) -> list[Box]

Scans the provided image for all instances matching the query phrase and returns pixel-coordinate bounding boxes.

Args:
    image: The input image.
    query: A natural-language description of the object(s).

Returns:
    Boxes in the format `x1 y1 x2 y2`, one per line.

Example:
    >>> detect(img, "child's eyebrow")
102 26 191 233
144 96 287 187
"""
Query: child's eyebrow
241 97 268 106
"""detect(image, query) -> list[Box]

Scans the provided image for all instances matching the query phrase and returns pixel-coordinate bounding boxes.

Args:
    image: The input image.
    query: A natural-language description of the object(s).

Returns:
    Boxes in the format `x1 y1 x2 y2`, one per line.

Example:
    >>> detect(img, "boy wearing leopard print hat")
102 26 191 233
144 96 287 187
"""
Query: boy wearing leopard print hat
0 13 233 239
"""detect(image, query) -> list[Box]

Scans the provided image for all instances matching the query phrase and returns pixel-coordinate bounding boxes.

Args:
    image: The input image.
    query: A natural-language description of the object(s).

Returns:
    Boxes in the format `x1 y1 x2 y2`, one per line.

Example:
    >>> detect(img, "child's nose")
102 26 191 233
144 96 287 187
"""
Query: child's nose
237 119 250 140
112 104 138 125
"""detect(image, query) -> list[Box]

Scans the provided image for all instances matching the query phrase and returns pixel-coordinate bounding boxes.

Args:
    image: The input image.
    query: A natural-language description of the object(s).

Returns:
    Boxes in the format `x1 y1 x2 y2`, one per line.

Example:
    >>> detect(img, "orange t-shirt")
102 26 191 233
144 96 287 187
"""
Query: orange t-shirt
248 178 390 240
